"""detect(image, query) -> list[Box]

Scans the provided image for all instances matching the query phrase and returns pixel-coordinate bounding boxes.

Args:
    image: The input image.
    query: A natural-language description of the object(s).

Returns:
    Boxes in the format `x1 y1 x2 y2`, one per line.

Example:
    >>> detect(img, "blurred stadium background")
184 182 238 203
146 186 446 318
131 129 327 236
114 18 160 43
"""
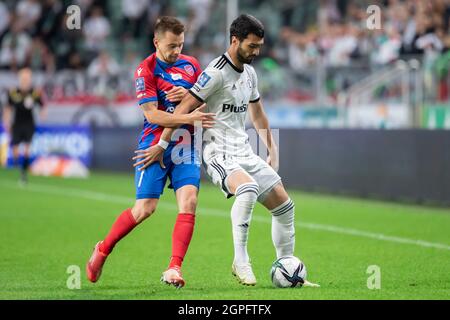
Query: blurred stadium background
0 0 450 301
0 0 449 301
1 0 450 204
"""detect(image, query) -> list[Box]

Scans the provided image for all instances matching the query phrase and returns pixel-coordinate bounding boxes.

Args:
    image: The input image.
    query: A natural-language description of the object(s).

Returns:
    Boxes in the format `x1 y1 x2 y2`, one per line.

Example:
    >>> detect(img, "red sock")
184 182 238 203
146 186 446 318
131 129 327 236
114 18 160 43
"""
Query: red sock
169 213 196 268
99 208 137 255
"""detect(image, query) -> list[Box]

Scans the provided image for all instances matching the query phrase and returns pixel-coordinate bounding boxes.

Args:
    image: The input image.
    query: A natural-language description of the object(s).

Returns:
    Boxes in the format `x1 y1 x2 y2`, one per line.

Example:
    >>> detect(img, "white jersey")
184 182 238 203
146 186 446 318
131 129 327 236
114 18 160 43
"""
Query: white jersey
189 52 260 161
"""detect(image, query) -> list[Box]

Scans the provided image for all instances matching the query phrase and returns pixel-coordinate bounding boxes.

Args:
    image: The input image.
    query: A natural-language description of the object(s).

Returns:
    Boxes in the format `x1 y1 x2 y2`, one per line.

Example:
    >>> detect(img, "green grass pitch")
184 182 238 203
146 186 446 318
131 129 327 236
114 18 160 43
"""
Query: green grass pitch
0 169 449 300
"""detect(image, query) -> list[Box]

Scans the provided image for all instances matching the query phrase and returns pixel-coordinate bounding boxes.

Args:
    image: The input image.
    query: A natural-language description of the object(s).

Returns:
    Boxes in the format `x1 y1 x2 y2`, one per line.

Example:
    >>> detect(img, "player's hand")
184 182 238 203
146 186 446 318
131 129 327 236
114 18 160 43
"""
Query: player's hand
267 147 279 172
188 104 216 128
166 86 187 102
132 145 166 170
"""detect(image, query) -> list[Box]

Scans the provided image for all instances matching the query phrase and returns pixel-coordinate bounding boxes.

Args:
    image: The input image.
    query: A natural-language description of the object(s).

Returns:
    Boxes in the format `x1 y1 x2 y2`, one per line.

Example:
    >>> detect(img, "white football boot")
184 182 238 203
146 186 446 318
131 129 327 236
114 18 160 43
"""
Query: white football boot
232 261 257 286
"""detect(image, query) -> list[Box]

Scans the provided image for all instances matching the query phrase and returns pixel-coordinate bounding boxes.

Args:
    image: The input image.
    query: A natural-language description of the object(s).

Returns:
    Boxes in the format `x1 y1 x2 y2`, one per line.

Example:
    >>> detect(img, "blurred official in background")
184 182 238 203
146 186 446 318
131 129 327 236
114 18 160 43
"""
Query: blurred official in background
2 68 46 184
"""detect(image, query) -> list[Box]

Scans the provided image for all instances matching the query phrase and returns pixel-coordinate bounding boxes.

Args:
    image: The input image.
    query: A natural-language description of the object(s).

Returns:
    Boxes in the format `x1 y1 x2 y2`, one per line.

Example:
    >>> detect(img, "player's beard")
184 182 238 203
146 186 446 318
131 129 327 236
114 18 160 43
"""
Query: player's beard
237 45 256 65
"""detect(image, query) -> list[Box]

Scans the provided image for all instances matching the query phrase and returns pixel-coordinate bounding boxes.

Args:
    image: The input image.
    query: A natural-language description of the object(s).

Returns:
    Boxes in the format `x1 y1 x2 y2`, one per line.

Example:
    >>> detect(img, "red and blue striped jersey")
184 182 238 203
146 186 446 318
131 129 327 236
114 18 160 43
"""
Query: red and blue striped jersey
134 53 202 148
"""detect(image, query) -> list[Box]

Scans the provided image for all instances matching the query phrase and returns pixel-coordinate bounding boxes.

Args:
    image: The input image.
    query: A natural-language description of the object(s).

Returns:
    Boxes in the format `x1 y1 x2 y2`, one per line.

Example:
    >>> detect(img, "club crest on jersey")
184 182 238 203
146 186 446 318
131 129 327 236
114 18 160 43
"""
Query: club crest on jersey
184 65 194 76
171 73 182 81
198 72 211 87
135 77 145 92
247 78 253 89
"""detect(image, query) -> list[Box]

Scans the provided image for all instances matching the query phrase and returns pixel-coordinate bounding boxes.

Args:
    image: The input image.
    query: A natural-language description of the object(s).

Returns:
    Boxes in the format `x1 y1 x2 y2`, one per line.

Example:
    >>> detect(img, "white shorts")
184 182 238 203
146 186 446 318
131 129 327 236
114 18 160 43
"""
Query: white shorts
203 153 282 201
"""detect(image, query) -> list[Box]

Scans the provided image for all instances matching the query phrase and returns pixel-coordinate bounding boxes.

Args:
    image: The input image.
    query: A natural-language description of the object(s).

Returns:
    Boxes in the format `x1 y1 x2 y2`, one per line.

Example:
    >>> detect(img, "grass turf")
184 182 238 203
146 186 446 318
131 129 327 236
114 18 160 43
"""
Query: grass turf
0 169 449 300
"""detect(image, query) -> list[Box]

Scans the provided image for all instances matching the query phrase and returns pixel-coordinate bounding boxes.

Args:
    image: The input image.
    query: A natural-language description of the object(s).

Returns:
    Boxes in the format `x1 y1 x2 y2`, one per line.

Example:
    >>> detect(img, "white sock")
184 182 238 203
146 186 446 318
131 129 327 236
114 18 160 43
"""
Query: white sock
231 182 259 264
271 198 295 258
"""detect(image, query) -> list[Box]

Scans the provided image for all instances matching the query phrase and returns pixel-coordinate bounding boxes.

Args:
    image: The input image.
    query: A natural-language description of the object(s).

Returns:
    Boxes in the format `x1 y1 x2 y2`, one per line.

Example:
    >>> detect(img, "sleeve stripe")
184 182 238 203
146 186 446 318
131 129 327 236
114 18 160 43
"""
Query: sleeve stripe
138 97 158 105
188 90 204 103
249 97 260 103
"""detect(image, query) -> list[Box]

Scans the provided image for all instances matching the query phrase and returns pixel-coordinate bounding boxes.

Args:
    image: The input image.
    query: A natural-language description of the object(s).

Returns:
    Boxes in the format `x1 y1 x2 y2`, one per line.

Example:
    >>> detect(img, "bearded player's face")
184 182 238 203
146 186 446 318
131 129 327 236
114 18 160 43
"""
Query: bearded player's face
237 33 264 64
154 31 184 64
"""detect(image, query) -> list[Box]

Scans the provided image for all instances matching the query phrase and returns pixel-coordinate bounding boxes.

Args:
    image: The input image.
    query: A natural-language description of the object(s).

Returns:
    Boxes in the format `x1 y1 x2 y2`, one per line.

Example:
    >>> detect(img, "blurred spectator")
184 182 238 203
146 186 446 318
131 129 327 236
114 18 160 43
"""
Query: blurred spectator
87 51 120 98
28 37 55 73
37 0 64 40
121 0 148 38
185 0 213 48
372 27 402 65
0 2 11 42
52 15 83 70
15 0 42 35
87 51 120 77
0 22 32 71
83 6 111 55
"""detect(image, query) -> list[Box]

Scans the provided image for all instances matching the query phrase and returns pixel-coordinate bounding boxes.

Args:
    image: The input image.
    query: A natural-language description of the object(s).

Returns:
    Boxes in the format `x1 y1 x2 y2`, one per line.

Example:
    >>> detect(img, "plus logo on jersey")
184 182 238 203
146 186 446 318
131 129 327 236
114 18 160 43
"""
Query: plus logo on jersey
222 103 248 113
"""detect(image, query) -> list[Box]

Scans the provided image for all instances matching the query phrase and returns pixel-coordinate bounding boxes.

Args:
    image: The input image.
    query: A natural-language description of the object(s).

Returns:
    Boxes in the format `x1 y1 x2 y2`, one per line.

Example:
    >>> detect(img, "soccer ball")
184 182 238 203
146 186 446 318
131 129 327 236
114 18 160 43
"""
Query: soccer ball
270 256 307 288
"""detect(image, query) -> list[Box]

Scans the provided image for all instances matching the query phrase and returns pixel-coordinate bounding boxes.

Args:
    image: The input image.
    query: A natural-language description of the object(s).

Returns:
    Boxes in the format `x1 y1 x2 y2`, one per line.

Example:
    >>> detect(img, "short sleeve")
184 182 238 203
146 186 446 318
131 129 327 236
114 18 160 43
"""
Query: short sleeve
188 68 222 103
134 63 157 105
191 57 203 80
249 68 260 103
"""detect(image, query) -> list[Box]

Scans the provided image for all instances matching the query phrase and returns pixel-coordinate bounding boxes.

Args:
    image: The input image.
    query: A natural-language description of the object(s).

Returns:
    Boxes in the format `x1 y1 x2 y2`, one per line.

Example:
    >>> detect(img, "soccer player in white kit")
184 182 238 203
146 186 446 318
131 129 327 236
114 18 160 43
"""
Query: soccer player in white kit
134 14 318 287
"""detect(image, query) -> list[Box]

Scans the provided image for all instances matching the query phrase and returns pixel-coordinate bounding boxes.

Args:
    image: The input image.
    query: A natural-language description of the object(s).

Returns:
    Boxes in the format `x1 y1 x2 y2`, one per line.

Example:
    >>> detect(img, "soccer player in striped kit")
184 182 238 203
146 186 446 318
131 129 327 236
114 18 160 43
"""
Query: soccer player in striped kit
86 16 215 288
134 14 319 287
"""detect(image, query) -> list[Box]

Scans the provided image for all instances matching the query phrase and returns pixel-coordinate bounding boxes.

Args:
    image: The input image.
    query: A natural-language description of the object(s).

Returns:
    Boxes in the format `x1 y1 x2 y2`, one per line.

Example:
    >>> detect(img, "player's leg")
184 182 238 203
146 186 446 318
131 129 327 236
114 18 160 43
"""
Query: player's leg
101 198 159 254
86 160 168 283
242 156 294 259
260 182 295 259
226 169 259 285
226 169 259 263
11 134 23 184
205 154 259 285
170 185 197 268
15 125 34 183
20 142 32 183
11 144 20 166
10 126 21 167
86 198 158 283
162 157 200 288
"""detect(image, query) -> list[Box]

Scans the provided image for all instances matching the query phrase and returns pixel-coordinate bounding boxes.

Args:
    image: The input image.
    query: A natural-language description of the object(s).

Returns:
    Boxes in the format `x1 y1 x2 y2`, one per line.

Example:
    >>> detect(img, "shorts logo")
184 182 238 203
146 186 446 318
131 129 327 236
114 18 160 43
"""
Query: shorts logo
197 72 211 87
135 77 145 92
184 65 194 76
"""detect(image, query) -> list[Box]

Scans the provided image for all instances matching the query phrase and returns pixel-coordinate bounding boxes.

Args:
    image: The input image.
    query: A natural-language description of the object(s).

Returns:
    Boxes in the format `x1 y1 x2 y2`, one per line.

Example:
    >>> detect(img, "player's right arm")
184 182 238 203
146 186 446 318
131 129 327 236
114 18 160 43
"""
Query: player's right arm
139 100 213 128
133 67 222 170
135 63 214 128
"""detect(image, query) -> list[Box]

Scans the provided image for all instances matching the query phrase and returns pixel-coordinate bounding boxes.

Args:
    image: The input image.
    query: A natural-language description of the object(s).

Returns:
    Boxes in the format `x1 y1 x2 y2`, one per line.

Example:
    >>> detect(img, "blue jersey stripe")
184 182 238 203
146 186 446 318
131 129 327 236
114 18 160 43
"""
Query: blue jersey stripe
154 63 194 88
139 97 158 105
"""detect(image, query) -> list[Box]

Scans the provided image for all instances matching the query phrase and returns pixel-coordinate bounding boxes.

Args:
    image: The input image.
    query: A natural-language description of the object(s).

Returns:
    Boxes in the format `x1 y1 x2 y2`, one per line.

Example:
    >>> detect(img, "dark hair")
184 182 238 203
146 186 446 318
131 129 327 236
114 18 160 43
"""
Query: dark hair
229 14 264 43
154 16 185 36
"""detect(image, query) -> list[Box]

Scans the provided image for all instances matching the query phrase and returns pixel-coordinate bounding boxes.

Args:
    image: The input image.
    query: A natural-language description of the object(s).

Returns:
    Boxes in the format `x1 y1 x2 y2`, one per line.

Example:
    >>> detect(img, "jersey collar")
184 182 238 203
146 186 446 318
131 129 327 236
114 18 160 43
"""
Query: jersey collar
224 52 244 73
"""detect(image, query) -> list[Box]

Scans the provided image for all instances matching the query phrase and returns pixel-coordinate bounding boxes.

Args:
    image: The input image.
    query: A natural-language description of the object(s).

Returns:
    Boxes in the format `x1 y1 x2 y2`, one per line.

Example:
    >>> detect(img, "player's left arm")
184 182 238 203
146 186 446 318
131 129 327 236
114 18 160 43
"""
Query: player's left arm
34 89 47 121
164 57 203 103
249 99 279 171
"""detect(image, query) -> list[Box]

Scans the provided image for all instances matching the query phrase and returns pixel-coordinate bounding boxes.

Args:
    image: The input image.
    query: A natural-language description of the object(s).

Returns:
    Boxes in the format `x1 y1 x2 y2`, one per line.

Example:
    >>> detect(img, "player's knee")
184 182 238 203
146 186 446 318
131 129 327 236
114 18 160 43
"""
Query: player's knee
179 194 198 213
235 182 259 202
132 201 157 223
271 198 295 219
